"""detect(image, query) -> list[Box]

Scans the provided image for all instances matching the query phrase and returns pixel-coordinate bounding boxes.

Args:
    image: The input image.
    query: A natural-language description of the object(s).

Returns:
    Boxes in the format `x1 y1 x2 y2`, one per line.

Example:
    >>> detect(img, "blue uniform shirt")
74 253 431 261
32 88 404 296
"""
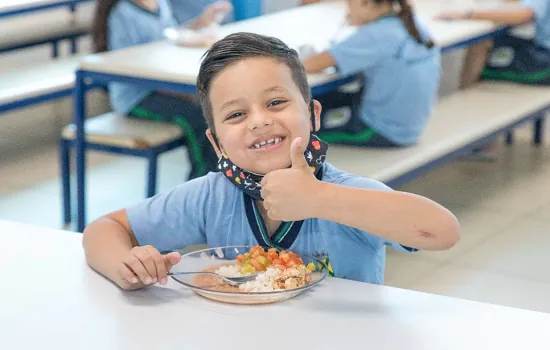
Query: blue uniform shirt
329 16 441 146
522 0 550 50
107 0 228 114
126 163 415 285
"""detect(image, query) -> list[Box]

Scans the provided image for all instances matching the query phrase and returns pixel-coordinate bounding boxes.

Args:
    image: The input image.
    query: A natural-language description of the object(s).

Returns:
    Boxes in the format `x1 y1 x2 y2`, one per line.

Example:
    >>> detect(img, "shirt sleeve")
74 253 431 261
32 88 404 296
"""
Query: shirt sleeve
334 176 419 253
521 0 549 21
125 176 209 253
328 26 384 76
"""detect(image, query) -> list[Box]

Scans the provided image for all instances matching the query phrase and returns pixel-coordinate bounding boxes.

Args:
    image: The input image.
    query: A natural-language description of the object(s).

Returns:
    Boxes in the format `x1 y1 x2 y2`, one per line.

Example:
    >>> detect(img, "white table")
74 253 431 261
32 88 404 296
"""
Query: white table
1 219 550 350
0 0 91 18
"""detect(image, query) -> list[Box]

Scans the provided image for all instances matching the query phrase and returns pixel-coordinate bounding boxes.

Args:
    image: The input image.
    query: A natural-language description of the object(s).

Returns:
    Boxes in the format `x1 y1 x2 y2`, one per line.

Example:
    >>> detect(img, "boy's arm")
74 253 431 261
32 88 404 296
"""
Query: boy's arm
303 51 337 73
83 209 146 290
260 138 460 252
437 7 535 25
311 183 460 251
83 179 209 290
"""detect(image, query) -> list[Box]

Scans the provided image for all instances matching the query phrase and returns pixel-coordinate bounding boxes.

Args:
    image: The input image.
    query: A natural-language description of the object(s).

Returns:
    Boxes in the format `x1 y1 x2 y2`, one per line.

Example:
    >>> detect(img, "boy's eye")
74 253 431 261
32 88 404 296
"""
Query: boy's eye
226 112 244 120
268 100 287 108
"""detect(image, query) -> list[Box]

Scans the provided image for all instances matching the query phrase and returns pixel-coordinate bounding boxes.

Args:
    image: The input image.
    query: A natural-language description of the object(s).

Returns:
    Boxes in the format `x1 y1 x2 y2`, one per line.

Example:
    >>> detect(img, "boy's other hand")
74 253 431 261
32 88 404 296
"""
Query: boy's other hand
260 137 321 221
118 246 181 286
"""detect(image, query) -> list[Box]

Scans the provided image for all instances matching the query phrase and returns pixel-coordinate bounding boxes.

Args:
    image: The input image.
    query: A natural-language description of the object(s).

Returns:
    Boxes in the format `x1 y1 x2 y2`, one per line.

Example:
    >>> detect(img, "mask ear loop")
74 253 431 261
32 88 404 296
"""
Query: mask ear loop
210 132 223 161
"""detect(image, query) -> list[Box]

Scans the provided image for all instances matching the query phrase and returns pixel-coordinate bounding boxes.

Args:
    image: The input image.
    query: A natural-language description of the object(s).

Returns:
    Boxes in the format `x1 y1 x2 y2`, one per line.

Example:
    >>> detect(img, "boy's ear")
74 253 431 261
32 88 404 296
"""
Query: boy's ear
311 99 322 132
206 129 222 158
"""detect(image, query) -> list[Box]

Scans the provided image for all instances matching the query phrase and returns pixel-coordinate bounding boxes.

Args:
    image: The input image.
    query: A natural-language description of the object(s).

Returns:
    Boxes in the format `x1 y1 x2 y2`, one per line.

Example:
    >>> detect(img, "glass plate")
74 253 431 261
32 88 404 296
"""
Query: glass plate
170 246 328 305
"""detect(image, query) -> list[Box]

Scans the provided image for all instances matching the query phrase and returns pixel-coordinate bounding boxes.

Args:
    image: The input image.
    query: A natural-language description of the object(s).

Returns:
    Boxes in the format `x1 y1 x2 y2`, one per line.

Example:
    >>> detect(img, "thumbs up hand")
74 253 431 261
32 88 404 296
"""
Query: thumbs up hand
260 137 322 221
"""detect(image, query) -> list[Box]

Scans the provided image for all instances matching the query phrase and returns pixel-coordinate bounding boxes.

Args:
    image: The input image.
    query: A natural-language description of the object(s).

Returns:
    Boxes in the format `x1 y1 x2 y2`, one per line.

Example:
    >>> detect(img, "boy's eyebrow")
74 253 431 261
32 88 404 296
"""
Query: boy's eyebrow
220 98 245 112
264 85 287 94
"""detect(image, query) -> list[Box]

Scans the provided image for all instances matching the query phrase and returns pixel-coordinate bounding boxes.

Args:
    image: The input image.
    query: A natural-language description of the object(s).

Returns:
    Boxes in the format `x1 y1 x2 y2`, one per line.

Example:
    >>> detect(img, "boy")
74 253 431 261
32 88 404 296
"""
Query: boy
83 33 460 291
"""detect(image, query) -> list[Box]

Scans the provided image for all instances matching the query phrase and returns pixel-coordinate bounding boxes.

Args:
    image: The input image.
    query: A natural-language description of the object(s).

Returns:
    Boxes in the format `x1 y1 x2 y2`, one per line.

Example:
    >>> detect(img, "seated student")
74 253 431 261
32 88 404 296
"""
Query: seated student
302 0 441 148
92 0 232 179
438 0 550 160
438 0 550 87
82 32 460 290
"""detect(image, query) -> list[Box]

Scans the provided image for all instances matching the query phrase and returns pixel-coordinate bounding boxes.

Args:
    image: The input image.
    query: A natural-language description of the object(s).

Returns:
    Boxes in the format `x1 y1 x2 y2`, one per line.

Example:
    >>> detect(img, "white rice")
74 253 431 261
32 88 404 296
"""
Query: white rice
238 268 282 293
215 265 290 293
215 265 242 278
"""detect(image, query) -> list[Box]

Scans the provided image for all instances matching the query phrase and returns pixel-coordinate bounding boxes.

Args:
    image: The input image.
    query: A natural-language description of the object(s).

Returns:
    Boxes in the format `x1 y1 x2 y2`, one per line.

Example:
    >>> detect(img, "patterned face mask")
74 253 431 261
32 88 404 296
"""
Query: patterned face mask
217 133 328 200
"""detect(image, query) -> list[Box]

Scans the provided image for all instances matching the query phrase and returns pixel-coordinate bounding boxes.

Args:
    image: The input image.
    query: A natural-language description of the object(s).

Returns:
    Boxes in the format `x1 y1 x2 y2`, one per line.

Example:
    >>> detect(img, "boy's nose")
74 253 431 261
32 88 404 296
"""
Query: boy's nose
247 109 273 131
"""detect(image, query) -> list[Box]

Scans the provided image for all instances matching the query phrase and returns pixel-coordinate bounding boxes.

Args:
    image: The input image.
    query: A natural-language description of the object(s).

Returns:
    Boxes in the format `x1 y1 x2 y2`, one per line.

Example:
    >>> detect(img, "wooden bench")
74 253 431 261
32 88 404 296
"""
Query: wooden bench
60 112 186 225
0 56 80 112
0 58 188 226
328 81 550 187
0 10 91 55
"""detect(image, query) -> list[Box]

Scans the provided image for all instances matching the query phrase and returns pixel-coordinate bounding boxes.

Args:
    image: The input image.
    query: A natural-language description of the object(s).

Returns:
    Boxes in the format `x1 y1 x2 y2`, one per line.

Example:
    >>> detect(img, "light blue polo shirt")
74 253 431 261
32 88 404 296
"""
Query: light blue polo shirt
126 163 415 285
107 0 230 115
329 16 441 146
522 0 550 50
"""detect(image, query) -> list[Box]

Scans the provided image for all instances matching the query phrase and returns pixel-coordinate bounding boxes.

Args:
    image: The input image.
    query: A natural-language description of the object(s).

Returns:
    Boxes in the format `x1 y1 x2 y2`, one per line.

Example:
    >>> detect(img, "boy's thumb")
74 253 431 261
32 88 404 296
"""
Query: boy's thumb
164 252 182 267
290 137 309 170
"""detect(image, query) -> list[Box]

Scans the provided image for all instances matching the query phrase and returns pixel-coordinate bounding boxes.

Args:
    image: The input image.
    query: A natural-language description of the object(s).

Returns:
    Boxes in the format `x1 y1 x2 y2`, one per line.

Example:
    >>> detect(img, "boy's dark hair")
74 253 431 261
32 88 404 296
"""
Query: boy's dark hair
374 0 434 49
197 32 311 132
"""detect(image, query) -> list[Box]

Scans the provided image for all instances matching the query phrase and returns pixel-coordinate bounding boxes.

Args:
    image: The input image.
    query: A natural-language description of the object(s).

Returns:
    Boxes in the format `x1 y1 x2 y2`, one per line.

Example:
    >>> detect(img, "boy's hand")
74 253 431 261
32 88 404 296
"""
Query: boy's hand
260 137 322 221
118 246 181 286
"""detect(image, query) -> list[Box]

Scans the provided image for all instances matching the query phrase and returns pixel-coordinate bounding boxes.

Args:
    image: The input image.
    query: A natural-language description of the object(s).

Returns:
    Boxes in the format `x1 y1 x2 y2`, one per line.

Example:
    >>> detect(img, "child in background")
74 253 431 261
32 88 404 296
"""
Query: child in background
302 0 441 147
438 0 550 160
92 0 232 179
438 0 550 87
82 32 460 291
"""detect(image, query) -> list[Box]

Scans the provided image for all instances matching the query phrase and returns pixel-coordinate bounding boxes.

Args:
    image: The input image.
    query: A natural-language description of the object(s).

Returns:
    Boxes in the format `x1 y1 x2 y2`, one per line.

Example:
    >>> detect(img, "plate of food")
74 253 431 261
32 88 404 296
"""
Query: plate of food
170 246 328 304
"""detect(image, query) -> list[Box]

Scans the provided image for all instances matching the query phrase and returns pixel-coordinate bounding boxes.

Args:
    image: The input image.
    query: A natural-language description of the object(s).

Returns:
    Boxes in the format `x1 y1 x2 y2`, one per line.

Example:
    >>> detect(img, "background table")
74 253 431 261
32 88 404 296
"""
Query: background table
0 219 549 350
71 0 511 232
0 0 91 18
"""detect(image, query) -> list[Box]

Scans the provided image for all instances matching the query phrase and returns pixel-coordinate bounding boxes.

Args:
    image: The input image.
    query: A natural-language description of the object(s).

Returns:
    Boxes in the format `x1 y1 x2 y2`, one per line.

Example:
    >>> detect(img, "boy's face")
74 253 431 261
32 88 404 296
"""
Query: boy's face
206 57 321 175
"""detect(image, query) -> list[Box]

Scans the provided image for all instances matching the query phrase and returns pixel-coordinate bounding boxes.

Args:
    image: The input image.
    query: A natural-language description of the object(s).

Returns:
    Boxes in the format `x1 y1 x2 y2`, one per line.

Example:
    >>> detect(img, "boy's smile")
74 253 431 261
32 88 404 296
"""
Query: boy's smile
207 57 321 175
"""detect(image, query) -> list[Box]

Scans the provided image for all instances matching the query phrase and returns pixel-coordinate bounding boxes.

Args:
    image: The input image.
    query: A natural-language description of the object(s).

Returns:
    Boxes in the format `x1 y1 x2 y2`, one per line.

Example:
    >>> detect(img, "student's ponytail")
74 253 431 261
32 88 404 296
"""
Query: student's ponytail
91 0 121 53
395 0 434 49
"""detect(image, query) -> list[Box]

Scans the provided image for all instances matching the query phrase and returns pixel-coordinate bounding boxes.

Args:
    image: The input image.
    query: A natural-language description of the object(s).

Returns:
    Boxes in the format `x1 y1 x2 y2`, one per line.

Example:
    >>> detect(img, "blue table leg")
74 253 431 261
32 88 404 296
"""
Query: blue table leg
534 116 545 146
74 70 87 232
505 131 514 145
51 41 59 58
147 153 158 198
232 0 262 21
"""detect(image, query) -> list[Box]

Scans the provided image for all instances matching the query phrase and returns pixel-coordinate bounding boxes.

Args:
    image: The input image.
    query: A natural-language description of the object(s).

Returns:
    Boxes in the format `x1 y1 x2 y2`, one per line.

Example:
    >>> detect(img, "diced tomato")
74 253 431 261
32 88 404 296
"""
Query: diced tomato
250 259 264 272
286 259 297 267
272 258 284 266
267 251 278 262
236 255 245 263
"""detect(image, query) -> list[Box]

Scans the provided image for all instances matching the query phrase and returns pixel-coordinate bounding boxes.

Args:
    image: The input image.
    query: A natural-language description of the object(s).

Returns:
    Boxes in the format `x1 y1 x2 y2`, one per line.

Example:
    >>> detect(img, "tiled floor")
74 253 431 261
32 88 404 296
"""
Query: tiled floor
1 124 549 313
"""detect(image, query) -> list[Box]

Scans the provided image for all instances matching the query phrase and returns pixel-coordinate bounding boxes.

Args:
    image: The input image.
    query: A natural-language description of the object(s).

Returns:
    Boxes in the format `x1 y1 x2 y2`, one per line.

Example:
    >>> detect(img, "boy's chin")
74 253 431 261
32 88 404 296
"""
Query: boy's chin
247 160 291 175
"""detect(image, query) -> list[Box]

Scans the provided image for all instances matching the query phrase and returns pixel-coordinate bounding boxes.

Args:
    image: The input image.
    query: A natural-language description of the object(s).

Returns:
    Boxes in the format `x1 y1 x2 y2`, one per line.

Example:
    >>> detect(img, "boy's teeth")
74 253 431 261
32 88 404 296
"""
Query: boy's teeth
252 137 283 149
